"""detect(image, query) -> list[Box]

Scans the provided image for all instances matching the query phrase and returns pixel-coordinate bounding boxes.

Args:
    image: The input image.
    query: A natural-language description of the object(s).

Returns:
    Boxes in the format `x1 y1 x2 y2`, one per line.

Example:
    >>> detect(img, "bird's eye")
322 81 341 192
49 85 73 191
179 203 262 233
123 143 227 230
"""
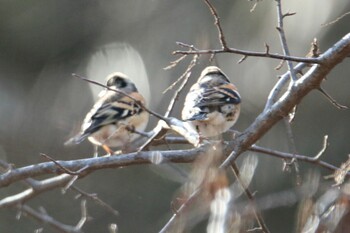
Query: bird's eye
116 78 127 88
107 76 127 88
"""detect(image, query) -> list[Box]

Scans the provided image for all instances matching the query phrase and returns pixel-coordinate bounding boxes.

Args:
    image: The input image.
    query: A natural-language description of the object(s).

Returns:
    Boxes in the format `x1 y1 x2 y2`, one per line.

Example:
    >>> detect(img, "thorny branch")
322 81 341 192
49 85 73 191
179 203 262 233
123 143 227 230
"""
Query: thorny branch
1 1 350 232
160 33 350 232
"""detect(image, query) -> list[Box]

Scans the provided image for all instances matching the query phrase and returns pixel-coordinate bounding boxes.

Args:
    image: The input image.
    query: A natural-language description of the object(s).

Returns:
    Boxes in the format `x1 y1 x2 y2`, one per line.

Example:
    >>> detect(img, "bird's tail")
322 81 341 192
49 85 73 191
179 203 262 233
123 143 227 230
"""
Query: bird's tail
64 133 88 146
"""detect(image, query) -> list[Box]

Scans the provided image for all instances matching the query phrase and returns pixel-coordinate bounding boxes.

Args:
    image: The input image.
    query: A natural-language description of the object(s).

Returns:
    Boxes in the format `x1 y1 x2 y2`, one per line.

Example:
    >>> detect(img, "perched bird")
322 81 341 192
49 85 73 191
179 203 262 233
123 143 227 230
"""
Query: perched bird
182 66 241 137
66 72 149 155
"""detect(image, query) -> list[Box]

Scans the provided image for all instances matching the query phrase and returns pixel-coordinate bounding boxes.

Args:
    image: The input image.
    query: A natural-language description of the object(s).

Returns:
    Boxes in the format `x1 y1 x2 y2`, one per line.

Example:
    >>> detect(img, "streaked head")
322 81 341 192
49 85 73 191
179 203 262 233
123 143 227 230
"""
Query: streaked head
106 72 137 92
198 66 230 85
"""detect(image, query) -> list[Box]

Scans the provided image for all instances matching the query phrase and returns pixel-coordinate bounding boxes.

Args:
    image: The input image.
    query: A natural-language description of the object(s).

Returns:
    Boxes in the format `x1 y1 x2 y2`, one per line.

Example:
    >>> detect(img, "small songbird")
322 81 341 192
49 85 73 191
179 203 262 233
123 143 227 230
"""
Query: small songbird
66 72 149 155
182 66 241 137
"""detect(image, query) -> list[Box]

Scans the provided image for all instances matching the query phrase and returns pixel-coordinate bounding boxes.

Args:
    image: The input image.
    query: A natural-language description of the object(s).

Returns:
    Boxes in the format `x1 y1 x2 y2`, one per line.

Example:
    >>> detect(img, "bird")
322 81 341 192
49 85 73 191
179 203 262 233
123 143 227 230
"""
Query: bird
181 66 241 137
66 72 149 155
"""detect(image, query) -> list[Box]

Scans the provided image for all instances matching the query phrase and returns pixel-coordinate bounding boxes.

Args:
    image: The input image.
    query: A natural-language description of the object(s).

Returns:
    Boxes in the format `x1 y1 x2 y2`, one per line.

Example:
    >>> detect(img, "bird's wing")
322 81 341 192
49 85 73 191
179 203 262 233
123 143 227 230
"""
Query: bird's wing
184 84 240 121
196 84 241 107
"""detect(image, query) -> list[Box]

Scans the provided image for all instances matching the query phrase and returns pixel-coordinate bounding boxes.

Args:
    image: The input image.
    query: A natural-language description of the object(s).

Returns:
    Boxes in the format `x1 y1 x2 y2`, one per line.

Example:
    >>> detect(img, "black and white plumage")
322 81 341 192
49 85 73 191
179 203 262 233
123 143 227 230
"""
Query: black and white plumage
66 72 149 154
182 66 241 137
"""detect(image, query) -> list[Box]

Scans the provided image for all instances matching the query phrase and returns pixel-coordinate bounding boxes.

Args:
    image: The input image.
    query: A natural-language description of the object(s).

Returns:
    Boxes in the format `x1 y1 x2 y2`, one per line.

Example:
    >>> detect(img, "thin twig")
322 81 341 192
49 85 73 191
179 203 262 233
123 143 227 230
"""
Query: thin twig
163 55 195 94
19 204 84 233
204 0 228 49
164 54 187 70
230 162 271 233
75 199 88 230
275 0 297 81
173 46 321 64
312 135 329 160
71 186 119 217
165 54 198 117
159 188 201 233
72 74 166 122
322 11 350 27
249 144 345 175
40 153 89 176
282 117 301 183
0 174 73 208
318 87 348 109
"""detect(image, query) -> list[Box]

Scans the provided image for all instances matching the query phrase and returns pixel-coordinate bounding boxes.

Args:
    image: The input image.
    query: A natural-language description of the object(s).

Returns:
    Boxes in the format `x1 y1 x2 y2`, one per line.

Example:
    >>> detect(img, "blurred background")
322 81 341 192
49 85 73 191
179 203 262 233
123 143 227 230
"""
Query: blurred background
0 0 350 232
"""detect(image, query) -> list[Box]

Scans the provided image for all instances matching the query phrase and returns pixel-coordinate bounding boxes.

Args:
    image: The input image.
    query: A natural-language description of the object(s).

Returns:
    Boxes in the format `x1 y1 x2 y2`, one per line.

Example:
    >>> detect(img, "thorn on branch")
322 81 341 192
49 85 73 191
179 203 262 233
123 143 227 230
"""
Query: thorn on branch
275 60 285 70
176 42 197 50
164 54 188 70
249 2 259 13
264 43 270 54
282 11 296 19
209 53 216 63
237 55 248 64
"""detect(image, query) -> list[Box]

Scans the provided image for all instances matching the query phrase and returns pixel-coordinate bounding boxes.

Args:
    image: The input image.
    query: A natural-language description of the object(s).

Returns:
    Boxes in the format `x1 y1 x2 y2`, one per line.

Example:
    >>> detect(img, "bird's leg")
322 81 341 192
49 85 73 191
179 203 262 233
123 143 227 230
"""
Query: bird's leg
102 144 114 156
93 145 99 158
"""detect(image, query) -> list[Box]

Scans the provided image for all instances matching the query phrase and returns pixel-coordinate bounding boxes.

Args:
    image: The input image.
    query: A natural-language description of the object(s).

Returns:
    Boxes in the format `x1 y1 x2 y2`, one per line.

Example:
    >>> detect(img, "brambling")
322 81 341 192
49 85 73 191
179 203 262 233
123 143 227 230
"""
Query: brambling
181 66 241 137
66 72 149 155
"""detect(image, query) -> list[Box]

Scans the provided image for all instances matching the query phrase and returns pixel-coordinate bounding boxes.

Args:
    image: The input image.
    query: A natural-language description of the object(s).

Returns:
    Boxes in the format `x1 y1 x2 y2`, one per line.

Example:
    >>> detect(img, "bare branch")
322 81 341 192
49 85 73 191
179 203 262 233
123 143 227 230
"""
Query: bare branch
264 63 308 111
204 0 228 49
249 144 347 176
0 148 202 188
0 174 72 208
313 135 329 160
72 73 166 122
221 32 350 167
71 186 119 217
229 162 271 233
20 204 84 233
164 54 187 70
275 0 297 81
317 87 349 109
165 54 198 117
322 11 350 27
173 46 321 64
40 153 89 176
75 199 88 230
237 55 248 64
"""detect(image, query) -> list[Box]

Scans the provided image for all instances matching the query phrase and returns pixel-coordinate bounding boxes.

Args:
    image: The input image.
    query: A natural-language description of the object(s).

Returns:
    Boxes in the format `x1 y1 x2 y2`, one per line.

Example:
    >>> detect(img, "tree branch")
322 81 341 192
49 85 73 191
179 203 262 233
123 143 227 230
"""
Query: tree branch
173 44 321 64
0 148 202 188
221 33 350 168
19 204 84 233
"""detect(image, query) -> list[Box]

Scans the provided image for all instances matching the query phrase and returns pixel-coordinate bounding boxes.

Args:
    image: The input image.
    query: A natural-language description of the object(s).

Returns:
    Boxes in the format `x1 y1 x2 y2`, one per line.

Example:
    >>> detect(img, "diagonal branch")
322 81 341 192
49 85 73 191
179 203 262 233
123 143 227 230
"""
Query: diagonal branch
229 162 270 233
203 0 228 49
220 33 350 168
19 204 84 233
